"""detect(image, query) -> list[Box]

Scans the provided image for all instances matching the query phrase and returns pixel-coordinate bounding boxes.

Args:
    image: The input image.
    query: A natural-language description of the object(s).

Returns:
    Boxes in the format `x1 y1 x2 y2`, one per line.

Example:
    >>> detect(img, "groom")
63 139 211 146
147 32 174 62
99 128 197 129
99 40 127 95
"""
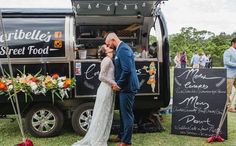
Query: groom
105 32 140 146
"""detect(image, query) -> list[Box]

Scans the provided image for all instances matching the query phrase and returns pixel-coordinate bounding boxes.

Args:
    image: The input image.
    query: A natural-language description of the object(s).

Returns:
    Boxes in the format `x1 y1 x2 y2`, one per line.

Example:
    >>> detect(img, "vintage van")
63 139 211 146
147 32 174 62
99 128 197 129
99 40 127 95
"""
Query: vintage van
0 0 170 137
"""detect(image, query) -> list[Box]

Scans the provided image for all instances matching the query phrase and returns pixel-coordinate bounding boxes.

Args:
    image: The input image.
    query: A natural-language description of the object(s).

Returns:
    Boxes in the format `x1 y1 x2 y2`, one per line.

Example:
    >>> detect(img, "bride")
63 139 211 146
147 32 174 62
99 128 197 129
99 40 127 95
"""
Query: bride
72 45 116 146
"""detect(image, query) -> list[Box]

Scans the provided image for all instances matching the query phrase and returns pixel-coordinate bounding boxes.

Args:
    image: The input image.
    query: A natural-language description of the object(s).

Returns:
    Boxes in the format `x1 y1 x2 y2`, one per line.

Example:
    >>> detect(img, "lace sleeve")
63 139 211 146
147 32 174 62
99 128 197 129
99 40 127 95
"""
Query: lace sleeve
99 57 116 85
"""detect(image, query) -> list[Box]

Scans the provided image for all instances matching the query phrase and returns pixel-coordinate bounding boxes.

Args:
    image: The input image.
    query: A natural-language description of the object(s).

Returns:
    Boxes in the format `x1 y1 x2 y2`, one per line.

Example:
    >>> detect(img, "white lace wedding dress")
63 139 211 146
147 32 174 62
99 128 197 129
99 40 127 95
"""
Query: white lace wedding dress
72 56 116 146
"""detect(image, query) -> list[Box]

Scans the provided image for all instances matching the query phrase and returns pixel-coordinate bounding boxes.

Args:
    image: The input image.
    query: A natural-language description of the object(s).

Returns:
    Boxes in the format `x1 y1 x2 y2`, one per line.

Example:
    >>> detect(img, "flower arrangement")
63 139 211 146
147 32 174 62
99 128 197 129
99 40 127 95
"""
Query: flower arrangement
0 68 75 103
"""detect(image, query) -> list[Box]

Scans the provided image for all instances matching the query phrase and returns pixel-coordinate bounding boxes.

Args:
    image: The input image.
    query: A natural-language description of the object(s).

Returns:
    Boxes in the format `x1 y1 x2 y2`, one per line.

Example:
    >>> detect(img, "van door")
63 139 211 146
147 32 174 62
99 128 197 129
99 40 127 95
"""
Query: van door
153 7 170 107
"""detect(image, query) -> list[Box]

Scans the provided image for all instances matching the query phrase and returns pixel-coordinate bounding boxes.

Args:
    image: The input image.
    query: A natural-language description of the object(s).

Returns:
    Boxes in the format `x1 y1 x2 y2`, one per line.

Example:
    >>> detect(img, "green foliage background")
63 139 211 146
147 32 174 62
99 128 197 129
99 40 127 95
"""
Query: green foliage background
169 27 236 67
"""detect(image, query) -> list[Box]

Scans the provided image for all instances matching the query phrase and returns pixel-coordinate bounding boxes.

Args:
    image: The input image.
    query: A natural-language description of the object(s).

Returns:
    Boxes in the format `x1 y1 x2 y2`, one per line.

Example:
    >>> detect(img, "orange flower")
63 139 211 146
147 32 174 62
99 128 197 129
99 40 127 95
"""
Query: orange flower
0 82 7 91
31 77 39 83
149 70 156 75
63 79 72 88
52 73 59 79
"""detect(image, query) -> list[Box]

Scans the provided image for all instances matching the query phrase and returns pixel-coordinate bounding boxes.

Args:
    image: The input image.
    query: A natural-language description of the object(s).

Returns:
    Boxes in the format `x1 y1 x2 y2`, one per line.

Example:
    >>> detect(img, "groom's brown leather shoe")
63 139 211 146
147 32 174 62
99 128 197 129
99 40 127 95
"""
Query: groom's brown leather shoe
117 142 131 146
108 136 121 142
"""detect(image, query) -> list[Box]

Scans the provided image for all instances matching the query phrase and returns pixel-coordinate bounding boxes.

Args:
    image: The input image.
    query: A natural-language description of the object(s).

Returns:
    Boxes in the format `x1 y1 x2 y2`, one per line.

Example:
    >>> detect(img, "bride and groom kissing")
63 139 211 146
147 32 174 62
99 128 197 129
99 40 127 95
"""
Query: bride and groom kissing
72 32 140 146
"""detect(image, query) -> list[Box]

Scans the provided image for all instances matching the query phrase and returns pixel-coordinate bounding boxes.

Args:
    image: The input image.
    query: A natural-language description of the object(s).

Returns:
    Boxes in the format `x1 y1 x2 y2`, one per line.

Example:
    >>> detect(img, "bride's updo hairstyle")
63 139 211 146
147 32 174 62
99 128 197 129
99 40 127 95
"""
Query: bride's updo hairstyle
99 45 106 60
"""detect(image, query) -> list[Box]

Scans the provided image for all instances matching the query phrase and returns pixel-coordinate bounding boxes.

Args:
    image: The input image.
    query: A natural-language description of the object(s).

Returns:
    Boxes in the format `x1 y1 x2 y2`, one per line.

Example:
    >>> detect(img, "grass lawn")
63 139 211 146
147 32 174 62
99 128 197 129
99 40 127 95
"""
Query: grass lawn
0 113 235 146
0 67 236 146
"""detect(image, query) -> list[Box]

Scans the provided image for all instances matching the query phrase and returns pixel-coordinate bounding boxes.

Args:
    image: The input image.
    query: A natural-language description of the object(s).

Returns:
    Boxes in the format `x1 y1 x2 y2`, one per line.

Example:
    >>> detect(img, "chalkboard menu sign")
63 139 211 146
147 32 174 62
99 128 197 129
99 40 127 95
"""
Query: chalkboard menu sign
75 60 159 96
75 62 101 96
171 68 227 139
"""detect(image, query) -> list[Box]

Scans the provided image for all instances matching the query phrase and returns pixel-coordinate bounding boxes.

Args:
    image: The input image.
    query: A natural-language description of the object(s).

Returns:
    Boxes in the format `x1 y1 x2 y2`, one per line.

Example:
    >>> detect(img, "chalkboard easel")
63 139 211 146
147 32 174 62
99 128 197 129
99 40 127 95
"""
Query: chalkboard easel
171 68 227 139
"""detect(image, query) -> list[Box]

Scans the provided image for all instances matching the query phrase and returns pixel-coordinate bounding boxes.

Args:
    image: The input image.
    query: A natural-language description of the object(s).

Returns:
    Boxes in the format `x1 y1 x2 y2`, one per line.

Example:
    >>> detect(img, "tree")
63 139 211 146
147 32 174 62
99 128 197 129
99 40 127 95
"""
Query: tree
169 27 233 67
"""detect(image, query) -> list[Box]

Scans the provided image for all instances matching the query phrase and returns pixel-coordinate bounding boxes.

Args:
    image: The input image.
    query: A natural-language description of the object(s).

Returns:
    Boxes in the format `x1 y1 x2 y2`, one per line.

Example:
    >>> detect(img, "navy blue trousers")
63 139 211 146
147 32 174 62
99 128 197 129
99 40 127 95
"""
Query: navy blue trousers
118 92 135 145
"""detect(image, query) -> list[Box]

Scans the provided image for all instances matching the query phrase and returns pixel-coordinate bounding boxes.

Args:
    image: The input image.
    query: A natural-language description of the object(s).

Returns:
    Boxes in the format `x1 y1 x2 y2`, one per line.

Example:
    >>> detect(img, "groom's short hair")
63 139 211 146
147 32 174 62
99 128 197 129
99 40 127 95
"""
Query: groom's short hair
231 38 236 45
105 32 119 42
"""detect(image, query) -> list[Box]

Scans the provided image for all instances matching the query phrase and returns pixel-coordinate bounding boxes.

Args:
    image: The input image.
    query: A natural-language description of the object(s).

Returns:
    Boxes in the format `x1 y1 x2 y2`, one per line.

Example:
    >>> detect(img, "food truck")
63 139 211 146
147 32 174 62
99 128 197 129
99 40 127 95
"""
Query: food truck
0 0 170 137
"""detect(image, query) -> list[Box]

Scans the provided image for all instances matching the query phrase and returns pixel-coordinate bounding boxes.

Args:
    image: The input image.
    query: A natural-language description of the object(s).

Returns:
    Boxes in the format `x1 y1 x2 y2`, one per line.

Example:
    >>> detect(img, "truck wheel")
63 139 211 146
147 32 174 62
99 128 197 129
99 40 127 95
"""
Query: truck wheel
25 104 64 137
72 102 94 136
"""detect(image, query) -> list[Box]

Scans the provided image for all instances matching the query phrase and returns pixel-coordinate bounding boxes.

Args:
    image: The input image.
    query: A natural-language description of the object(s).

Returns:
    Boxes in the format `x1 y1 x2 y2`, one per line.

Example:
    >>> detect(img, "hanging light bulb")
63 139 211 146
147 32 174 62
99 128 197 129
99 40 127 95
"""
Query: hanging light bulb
107 5 111 11
124 4 127 10
77 3 80 9
72 6 76 10
142 2 146 7
114 1 118 6
88 3 92 9
96 3 100 8
72 5 77 15
134 4 138 10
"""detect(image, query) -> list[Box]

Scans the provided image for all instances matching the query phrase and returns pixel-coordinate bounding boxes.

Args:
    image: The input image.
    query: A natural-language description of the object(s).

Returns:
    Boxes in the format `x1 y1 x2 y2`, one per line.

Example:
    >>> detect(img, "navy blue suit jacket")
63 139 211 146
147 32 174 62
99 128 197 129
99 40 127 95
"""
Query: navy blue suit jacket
114 42 140 93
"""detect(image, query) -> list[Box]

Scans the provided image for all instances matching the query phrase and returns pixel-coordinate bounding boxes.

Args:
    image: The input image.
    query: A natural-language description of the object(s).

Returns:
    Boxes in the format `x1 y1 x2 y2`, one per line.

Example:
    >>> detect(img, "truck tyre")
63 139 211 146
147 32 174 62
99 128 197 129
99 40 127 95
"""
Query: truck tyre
25 104 64 137
72 102 94 136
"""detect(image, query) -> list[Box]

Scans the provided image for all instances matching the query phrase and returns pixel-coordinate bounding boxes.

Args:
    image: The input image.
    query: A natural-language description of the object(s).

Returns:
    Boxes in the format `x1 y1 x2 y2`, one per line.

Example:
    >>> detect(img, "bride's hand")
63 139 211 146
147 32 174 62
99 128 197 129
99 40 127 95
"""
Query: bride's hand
112 83 120 91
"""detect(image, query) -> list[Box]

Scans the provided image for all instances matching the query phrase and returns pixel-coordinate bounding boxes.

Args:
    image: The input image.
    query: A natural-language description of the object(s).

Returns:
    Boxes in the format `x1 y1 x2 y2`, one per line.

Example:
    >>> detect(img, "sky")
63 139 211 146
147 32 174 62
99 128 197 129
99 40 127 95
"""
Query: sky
1 0 235 35
0 0 71 8
161 0 236 35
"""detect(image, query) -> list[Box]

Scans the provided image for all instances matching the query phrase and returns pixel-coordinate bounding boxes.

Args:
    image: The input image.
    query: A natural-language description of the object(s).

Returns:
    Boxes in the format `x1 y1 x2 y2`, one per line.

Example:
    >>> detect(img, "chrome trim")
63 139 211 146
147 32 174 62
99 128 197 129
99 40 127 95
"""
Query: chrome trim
136 93 160 96
158 61 160 94
31 109 56 133
154 15 163 63
135 58 158 62
73 60 77 97
74 93 160 98
65 16 70 59
79 109 93 132
0 60 71 64
67 16 76 61
74 95 96 98
69 61 71 78
0 57 69 64
75 59 101 62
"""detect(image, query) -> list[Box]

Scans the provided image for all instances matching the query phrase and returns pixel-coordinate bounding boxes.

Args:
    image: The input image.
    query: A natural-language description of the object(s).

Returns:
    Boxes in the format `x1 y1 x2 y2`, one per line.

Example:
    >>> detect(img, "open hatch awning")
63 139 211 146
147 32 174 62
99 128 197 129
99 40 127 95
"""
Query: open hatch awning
72 0 164 17
0 0 73 15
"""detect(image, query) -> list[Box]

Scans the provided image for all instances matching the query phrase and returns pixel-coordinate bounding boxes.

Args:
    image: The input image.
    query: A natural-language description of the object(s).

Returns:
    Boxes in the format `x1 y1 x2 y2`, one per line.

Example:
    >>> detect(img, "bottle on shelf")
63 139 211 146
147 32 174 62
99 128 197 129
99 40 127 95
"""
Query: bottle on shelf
141 47 146 59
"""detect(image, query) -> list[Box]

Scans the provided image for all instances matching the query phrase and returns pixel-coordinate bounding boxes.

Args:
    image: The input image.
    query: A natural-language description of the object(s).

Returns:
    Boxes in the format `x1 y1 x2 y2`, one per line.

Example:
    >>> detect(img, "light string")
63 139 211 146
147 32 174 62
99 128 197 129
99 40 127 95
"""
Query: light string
75 1 147 11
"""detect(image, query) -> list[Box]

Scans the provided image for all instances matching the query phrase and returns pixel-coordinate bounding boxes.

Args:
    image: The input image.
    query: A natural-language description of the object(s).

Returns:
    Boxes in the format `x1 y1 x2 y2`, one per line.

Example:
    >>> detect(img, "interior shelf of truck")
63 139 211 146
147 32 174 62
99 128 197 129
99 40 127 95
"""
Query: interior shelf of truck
77 37 137 40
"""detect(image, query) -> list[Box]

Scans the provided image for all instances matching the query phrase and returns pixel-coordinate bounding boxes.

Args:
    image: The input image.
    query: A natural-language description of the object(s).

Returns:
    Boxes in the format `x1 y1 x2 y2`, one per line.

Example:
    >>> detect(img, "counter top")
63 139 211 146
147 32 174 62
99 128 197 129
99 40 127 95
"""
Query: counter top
75 59 101 62
135 58 158 61
75 58 158 62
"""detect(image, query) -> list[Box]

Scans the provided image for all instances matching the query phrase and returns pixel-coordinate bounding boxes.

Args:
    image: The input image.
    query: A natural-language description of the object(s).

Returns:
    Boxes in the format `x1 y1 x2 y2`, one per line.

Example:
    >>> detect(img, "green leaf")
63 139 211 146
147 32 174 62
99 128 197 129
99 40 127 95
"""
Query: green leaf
29 94 33 102
25 93 27 103
51 91 55 105
35 68 42 77
3 70 10 78
55 91 63 101
16 69 23 75
23 66 26 74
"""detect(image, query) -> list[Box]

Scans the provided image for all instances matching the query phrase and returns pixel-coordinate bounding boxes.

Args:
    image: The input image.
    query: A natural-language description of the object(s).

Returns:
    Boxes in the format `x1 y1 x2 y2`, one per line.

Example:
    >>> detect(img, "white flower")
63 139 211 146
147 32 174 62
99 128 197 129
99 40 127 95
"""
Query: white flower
60 90 65 98
8 85 13 91
60 76 66 81
58 82 64 88
34 90 40 94
30 82 38 91
41 88 46 93
42 82 46 87
39 76 44 81
37 88 46 94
